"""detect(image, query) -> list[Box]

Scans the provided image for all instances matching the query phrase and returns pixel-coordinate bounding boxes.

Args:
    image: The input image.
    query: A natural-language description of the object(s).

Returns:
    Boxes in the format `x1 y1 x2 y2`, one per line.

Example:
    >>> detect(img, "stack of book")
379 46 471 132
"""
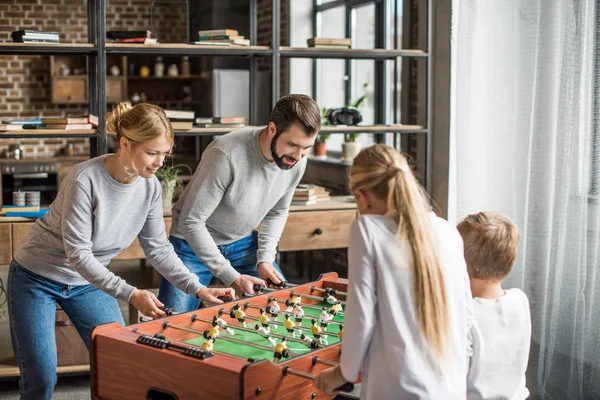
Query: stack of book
0 117 43 131
40 115 98 130
165 109 195 130
307 38 352 49
1 204 49 218
107 30 156 44
292 184 331 206
195 116 246 129
194 29 250 46
12 30 59 44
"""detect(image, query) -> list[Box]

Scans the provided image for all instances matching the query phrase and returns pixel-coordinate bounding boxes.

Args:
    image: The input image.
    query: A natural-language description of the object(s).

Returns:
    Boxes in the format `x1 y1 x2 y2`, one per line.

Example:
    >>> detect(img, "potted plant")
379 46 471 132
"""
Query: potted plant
314 107 331 156
342 83 369 162
155 164 191 213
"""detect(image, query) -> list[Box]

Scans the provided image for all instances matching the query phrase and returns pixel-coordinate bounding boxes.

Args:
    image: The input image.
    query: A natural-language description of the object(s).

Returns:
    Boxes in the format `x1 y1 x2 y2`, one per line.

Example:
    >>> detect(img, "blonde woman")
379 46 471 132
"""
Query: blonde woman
314 144 472 398
7 102 234 400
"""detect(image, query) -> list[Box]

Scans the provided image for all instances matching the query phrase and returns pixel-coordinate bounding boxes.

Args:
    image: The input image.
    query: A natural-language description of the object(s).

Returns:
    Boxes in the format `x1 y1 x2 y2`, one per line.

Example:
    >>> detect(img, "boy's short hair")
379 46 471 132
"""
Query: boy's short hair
457 212 520 280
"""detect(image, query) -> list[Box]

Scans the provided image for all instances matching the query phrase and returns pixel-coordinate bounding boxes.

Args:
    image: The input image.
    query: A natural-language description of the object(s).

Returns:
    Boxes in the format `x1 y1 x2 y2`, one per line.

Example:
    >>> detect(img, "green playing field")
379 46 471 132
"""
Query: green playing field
184 302 344 362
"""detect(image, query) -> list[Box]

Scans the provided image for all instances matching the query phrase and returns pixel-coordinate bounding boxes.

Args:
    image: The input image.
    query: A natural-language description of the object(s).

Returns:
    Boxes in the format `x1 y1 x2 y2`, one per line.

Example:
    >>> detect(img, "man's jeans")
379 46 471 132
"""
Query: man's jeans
157 231 284 312
7 259 124 400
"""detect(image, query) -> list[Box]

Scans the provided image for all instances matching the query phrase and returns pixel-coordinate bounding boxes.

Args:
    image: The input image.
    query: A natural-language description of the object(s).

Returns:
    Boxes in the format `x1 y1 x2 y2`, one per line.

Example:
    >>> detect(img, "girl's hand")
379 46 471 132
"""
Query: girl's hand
130 289 166 319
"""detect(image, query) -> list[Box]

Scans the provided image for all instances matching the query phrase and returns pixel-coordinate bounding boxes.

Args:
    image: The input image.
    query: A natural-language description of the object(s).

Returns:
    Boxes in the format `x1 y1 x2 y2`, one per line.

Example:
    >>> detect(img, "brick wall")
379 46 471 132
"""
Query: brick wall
0 0 187 157
257 0 289 97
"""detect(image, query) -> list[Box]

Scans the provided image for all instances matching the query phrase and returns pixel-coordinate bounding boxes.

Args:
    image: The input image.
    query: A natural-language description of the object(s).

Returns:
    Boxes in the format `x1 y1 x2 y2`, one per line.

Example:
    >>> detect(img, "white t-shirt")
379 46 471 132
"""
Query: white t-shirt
340 213 473 399
467 288 532 400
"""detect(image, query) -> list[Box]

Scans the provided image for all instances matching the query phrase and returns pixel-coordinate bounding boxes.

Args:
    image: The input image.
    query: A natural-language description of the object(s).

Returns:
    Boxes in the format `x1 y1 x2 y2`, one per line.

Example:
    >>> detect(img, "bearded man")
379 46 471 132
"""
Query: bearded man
158 94 321 312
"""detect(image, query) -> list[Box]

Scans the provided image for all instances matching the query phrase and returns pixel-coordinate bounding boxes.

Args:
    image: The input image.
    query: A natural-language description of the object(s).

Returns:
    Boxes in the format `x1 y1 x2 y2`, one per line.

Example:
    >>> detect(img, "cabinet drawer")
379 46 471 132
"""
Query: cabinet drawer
12 223 34 251
279 210 357 252
0 224 12 264
52 77 87 103
106 77 126 103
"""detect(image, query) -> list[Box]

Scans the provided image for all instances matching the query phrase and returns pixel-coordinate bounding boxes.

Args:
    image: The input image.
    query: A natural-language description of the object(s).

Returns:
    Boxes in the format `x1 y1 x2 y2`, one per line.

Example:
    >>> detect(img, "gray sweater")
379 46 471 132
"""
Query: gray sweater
170 128 306 286
14 155 203 302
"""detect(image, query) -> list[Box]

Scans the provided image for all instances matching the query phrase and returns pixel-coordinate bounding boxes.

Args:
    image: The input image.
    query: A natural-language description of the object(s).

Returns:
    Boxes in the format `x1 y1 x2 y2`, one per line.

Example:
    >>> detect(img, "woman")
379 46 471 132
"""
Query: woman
314 144 472 398
8 102 234 400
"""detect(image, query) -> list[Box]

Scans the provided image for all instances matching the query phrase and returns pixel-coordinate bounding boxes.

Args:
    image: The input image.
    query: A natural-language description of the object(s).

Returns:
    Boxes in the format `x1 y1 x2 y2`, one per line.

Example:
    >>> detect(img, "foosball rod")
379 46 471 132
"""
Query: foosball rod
242 301 343 326
312 355 339 367
191 314 309 345
289 290 347 305
310 286 347 297
162 321 295 355
282 366 355 393
268 296 344 315
131 328 229 358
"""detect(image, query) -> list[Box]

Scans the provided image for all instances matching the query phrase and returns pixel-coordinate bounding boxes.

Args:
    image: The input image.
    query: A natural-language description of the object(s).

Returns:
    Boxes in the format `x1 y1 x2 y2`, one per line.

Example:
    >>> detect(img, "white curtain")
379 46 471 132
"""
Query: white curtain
450 1 599 399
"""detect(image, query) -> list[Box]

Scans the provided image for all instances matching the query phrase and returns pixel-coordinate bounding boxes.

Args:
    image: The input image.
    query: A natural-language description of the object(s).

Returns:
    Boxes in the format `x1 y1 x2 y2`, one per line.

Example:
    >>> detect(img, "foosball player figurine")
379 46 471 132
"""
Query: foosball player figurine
324 293 338 305
254 324 277 346
319 307 332 330
230 304 247 327
204 325 221 340
338 324 343 341
213 315 235 335
292 303 304 330
273 337 289 362
283 314 296 338
329 302 343 316
286 294 302 311
259 308 274 331
201 337 215 353
311 319 327 345
266 297 281 319
300 333 320 349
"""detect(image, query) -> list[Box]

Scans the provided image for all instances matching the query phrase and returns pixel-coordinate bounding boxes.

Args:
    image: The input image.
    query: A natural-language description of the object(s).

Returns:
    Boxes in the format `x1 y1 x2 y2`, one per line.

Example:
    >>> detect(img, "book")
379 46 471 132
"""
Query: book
2 205 40 213
0 124 24 131
296 184 327 194
44 123 94 130
165 109 195 120
41 116 92 125
195 38 250 46
113 38 146 43
198 35 244 41
107 30 151 39
307 38 352 46
5 209 49 218
12 30 59 42
198 29 239 37
213 116 246 124
170 121 193 130
308 44 351 49
195 117 214 124
144 38 158 44
2 117 42 125
292 194 317 201
291 199 318 206
15 38 60 44
192 41 231 46
195 123 245 128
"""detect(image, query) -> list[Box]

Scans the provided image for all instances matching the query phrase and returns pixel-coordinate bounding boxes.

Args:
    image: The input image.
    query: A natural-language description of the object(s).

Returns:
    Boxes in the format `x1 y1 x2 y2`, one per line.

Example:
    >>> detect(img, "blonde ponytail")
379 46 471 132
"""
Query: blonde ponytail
105 101 174 146
350 144 450 359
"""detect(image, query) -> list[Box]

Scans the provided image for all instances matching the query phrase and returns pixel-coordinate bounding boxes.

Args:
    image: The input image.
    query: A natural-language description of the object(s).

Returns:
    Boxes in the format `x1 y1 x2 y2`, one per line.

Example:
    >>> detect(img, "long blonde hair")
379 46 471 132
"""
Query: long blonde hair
105 101 173 180
350 144 449 358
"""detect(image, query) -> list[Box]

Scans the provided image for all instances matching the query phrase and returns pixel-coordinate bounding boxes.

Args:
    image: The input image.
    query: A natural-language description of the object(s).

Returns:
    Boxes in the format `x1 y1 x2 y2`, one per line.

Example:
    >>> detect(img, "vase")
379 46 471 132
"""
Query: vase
313 142 327 156
341 142 362 162
162 180 176 214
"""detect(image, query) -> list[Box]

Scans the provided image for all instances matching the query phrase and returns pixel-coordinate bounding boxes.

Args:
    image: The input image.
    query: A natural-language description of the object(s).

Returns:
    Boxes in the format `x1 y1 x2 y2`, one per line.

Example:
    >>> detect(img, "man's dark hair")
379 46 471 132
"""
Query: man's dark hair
270 94 321 135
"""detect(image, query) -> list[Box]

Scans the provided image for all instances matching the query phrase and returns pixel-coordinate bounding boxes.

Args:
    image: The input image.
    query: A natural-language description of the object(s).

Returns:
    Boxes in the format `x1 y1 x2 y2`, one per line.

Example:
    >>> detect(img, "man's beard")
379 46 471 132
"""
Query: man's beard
270 131 298 170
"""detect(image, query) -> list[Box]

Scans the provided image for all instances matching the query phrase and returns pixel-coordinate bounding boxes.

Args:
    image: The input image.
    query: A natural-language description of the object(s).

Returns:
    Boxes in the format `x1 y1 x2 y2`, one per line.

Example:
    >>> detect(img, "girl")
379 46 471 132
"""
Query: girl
314 144 471 398
8 102 234 400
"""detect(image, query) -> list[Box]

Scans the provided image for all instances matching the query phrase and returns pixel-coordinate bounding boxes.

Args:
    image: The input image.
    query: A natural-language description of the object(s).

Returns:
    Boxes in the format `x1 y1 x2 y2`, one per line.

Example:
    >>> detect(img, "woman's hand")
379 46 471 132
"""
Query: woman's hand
130 289 166 319
314 366 349 395
196 287 236 304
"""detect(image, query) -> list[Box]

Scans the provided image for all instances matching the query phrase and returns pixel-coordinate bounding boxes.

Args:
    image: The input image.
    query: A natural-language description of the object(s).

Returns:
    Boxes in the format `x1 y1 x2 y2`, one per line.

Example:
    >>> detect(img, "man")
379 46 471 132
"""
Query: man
158 94 321 312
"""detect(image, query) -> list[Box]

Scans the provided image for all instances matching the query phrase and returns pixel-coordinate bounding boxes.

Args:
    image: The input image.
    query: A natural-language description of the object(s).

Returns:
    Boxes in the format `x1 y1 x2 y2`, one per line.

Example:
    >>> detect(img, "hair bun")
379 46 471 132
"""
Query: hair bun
105 101 133 136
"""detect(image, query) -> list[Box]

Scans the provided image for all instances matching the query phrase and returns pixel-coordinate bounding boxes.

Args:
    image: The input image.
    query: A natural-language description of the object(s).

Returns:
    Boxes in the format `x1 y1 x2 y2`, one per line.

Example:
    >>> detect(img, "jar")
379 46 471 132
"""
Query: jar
155 57 165 77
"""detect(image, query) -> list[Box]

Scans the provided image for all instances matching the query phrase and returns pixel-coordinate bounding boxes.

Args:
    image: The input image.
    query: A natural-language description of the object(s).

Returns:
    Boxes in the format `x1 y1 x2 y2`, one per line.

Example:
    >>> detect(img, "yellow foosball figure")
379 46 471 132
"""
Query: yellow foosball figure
338 324 343 341
311 319 327 345
329 302 343 316
204 325 220 340
286 294 302 312
259 308 274 331
230 304 247 327
201 337 215 352
273 337 289 362
283 314 296 338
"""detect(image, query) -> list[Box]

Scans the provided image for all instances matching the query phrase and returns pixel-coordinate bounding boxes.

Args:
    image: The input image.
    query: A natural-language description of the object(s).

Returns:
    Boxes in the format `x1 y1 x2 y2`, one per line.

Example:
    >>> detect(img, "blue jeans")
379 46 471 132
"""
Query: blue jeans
158 231 284 312
7 259 124 400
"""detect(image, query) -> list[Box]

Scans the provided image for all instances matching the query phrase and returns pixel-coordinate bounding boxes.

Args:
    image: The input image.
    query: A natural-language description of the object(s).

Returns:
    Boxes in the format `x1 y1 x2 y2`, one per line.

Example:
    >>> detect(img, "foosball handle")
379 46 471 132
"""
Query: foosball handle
336 382 355 393
253 284 267 293
266 278 288 288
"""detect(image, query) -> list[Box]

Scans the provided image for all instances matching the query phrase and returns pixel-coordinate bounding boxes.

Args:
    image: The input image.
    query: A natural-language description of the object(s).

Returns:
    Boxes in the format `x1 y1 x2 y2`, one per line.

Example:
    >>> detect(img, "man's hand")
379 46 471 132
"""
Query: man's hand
314 366 349 395
130 289 166 319
196 287 236 304
257 262 284 287
231 274 265 296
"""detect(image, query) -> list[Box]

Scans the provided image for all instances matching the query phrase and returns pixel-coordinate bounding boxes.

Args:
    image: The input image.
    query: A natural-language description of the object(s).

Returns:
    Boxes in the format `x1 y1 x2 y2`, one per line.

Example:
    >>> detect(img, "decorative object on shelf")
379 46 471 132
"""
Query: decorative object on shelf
140 92 148 103
155 164 192 213
314 107 331 157
167 64 179 77
341 82 369 162
154 56 165 77
13 190 26 206
140 66 151 77
59 64 71 76
25 191 41 206
326 107 362 126
131 93 141 104
109 64 120 76
181 56 190 76
6 143 25 159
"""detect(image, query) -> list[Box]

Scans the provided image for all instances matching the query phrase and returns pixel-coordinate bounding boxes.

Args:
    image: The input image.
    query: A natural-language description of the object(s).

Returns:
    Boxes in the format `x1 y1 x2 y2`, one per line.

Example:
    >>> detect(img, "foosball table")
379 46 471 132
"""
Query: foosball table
91 272 354 400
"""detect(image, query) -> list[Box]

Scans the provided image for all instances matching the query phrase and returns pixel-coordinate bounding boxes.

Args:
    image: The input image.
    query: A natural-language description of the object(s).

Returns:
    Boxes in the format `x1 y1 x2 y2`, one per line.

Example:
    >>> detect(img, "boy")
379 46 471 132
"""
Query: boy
457 212 531 400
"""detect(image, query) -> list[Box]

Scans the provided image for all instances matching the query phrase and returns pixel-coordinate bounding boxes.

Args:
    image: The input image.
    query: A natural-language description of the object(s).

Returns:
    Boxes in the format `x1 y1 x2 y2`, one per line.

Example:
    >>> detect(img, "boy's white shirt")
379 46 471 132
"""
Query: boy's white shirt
467 288 532 400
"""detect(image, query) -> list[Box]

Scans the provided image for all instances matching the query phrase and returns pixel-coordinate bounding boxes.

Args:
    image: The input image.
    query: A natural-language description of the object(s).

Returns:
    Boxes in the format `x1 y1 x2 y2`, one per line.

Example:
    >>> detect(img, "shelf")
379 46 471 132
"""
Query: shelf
0 43 97 55
279 47 427 60
174 126 261 136
128 75 205 80
106 43 272 56
0 129 97 139
0 357 89 379
320 124 426 134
